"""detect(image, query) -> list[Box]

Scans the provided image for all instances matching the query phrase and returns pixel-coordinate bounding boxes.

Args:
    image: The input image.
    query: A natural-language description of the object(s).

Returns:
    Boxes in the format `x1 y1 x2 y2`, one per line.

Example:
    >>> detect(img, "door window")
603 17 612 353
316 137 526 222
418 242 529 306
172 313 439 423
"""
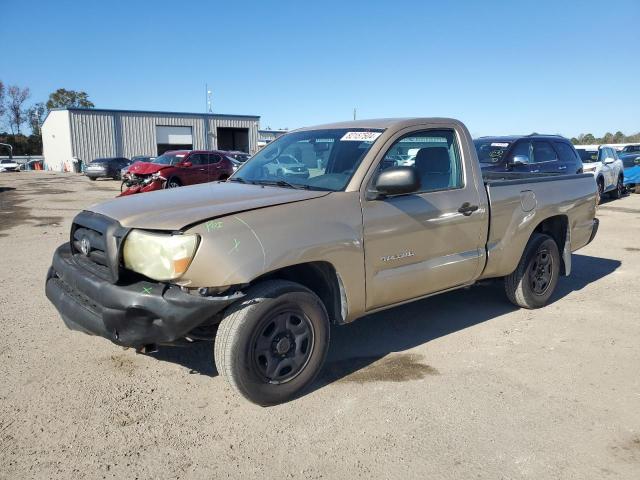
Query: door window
208 154 222 164
554 142 579 163
380 129 463 192
189 153 207 165
507 141 532 163
532 141 558 163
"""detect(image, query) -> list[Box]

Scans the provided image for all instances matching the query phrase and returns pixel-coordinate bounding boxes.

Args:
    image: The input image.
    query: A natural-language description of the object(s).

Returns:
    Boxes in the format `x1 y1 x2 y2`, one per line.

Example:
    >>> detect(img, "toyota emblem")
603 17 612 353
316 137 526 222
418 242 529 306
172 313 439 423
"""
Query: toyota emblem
80 237 91 256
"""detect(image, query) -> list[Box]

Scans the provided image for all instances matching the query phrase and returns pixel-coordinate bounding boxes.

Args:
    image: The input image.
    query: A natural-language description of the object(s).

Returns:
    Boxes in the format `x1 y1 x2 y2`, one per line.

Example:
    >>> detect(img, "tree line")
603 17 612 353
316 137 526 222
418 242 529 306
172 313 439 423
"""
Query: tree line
570 131 640 145
0 80 94 156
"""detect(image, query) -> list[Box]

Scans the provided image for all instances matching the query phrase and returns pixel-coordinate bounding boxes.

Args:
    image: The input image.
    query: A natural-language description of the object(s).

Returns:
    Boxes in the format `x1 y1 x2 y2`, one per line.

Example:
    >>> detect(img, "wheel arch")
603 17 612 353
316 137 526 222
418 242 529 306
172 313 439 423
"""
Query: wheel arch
533 214 569 275
250 261 346 325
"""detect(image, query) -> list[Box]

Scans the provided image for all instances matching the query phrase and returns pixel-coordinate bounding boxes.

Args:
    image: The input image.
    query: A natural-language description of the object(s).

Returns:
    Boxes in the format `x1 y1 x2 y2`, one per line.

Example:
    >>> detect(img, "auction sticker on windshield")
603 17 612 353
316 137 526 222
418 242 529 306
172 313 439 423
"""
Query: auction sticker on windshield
341 131 382 142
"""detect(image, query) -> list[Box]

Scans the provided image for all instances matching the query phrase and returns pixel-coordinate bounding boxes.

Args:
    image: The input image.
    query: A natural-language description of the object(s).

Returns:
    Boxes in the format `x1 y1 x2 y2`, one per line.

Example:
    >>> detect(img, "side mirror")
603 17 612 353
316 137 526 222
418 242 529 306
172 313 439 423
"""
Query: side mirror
604 158 615 164
181 160 193 167
374 166 420 197
511 155 529 166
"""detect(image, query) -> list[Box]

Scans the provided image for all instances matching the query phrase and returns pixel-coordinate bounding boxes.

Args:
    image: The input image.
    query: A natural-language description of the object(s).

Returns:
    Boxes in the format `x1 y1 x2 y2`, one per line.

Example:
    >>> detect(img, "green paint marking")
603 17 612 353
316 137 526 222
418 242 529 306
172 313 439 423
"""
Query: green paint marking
228 238 240 254
205 220 224 232
142 287 153 294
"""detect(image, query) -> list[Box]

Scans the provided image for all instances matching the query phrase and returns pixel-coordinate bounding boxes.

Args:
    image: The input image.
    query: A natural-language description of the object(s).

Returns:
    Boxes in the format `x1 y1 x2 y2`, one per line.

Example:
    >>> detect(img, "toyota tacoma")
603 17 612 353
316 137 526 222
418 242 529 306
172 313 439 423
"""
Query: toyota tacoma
46 118 599 405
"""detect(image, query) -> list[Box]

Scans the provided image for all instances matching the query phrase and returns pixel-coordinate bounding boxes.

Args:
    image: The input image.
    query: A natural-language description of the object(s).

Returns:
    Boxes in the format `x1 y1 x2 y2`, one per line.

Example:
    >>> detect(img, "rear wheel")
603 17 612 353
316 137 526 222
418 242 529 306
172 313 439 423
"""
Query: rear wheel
165 177 181 189
612 175 624 199
505 233 560 309
88 177 97 181
214 280 330 406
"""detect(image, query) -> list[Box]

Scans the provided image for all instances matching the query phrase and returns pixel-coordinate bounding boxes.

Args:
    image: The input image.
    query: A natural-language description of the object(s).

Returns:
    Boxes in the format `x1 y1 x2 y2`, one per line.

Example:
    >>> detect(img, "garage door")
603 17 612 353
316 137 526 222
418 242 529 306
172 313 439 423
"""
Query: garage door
156 126 193 155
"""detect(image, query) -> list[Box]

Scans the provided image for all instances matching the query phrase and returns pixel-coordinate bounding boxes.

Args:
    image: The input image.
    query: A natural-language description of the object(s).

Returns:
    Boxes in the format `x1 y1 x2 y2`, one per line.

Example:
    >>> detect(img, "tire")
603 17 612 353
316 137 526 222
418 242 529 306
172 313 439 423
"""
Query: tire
165 177 181 189
596 177 604 204
504 233 560 309
214 280 330 406
612 175 624 199
88 177 97 181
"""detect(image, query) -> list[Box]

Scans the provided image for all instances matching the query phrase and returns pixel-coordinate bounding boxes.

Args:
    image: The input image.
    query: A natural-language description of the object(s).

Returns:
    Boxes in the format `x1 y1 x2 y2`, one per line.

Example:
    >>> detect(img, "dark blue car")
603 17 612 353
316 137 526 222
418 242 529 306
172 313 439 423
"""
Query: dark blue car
474 135 583 174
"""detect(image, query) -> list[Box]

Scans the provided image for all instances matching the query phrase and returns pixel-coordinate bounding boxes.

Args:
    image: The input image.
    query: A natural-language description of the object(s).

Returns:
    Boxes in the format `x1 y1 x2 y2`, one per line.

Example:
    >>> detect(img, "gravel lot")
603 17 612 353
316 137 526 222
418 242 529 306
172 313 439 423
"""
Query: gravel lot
1 171 639 479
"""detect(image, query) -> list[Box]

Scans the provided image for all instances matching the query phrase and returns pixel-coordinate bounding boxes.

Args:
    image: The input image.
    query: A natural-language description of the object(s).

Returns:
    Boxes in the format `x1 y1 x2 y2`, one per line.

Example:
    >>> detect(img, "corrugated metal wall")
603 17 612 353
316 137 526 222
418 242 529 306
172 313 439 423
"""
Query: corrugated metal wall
118 113 207 157
69 111 117 163
69 110 260 163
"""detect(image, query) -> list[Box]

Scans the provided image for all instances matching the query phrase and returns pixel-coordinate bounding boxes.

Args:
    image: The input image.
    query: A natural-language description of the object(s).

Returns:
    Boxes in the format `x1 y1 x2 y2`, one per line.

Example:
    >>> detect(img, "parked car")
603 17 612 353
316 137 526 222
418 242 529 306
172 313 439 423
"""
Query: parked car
262 153 310 179
620 153 640 190
474 135 583 174
119 150 234 196
620 144 640 154
226 151 251 163
46 117 598 405
120 155 155 181
574 145 625 200
85 157 131 180
0 158 20 172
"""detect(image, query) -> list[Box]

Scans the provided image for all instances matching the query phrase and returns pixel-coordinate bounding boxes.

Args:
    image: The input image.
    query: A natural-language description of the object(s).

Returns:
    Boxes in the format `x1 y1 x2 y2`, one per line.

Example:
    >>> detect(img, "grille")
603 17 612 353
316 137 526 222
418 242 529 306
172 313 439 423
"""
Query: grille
70 211 129 283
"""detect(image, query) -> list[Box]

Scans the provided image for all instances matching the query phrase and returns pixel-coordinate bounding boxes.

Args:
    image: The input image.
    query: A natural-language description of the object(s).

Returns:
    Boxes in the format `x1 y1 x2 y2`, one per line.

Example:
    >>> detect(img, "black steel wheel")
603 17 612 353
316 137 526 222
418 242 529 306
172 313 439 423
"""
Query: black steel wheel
251 307 314 384
505 233 560 309
528 248 553 296
214 280 330 406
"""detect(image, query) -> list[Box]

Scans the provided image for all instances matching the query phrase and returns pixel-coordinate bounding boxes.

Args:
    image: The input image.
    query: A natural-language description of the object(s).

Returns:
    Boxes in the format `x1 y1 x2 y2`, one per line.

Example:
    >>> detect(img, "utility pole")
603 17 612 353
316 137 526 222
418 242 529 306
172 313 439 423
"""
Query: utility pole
206 84 213 113
353 108 357 121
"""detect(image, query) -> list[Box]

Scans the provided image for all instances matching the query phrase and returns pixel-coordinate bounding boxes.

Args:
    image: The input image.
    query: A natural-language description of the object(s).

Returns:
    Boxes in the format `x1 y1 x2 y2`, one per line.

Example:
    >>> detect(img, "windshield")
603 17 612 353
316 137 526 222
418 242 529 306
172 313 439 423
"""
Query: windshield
474 140 512 163
1 159 13 164
577 149 598 163
623 145 640 153
231 128 384 191
153 153 184 165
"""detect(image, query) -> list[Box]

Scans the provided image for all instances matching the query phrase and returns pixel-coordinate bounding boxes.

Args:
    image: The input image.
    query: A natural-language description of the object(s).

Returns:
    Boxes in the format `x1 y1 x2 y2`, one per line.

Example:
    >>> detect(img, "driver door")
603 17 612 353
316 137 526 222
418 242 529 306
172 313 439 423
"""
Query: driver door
361 127 487 310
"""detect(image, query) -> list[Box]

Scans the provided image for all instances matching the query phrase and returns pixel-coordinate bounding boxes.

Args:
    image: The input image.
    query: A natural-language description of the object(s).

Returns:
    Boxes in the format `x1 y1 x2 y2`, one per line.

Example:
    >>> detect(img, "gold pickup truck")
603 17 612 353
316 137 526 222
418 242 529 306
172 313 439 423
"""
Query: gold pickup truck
46 118 598 405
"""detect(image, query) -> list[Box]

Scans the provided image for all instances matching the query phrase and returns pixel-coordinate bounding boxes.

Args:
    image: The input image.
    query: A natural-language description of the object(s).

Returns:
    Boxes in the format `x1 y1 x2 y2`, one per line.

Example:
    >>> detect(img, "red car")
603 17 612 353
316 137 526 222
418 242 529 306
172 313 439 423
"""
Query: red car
119 150 234 196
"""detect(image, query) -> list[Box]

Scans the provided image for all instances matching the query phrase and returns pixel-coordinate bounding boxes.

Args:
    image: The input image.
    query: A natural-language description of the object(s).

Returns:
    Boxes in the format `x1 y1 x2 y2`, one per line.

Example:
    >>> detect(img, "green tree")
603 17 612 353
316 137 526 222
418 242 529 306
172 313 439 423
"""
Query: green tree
613 131 625 143
27 102 47 135
602 132 614 144
46 88 95 110
581 133 596 144
570 137 579 144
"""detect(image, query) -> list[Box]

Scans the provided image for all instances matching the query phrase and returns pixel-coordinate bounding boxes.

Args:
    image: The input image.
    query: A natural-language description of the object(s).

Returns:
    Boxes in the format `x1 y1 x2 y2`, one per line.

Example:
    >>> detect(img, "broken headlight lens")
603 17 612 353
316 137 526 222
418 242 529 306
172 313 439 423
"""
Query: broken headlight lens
123 230 199 281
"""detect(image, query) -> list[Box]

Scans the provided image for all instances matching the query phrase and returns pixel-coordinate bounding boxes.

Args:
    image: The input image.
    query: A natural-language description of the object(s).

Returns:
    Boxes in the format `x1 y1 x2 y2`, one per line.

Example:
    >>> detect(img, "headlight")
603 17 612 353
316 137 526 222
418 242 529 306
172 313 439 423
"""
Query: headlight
123 230 199 281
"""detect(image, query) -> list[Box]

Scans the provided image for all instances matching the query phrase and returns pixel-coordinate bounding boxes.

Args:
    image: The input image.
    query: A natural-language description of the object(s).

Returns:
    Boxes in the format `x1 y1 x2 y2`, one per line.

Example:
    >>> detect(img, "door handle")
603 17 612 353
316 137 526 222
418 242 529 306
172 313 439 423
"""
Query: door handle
458 202 479 216
558 166 567 170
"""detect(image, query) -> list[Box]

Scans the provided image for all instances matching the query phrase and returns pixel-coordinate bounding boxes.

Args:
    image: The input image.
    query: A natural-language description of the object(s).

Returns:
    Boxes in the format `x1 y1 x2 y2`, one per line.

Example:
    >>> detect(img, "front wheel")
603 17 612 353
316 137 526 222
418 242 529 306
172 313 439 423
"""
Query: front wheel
214 280 330 406
504 233 560 309
165 177 181 189
612 175 624 199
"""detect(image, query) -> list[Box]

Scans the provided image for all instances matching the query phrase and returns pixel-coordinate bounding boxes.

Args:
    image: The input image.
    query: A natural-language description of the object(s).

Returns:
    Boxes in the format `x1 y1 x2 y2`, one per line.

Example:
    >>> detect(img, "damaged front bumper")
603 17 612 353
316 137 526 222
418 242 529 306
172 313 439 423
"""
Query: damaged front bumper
45 244 242 348
119 177 164 196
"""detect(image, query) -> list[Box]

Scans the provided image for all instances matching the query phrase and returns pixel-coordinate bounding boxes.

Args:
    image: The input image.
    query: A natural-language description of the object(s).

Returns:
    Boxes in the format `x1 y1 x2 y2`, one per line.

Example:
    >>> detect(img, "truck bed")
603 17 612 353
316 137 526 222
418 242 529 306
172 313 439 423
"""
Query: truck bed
479 172 598 280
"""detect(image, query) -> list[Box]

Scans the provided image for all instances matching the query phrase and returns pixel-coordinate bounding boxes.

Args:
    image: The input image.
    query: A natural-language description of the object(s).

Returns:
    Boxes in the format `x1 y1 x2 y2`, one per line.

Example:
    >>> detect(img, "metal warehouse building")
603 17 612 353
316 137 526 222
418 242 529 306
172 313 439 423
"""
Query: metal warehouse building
42 108 260 172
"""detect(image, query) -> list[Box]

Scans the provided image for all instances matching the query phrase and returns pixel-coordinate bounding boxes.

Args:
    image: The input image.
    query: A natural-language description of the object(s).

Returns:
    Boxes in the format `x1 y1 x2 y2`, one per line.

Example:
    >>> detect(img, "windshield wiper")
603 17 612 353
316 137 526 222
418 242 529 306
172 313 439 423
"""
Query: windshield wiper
250 179 310 190
228 177 246 183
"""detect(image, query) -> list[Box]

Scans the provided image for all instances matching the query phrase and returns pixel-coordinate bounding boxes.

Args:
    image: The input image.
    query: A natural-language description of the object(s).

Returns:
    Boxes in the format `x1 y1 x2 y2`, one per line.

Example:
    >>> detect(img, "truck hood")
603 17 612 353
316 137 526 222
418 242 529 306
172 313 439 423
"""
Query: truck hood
127 162 167 175
87 182 331 230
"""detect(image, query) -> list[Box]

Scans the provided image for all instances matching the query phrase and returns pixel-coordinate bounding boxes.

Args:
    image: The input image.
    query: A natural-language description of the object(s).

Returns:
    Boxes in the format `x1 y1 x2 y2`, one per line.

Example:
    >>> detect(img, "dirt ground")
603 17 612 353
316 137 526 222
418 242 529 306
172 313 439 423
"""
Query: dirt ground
1 171 639 479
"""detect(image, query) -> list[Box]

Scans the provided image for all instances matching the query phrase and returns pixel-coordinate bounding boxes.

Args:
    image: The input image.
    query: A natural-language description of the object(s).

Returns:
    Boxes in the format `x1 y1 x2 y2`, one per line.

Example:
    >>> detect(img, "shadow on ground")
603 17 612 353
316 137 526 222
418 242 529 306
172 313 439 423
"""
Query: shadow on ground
149 254 621 390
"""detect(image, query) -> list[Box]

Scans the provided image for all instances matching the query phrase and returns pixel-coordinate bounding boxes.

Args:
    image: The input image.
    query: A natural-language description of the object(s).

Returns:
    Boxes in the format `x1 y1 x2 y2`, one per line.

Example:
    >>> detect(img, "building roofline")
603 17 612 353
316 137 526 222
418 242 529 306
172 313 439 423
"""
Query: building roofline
44 107 260 123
